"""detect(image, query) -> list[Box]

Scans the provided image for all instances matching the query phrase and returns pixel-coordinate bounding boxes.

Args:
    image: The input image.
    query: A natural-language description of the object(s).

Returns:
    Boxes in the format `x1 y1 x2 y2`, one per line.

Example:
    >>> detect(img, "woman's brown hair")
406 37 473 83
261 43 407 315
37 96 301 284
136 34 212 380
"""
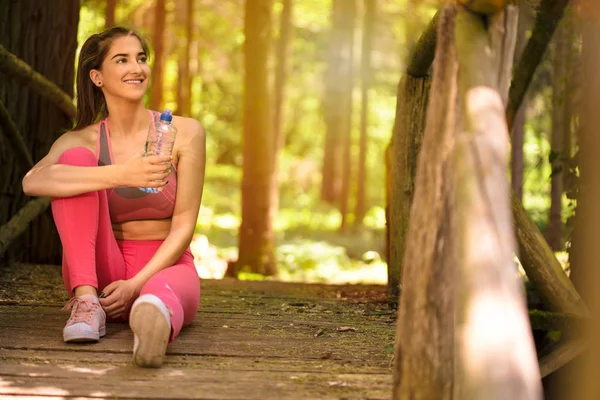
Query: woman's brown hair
73 27 150 131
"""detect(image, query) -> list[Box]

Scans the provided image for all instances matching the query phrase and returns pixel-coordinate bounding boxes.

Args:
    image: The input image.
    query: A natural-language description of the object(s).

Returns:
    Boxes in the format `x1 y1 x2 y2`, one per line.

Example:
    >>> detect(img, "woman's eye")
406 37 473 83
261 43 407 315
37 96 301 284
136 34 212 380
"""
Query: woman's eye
117 58 127 64
138 57 147 63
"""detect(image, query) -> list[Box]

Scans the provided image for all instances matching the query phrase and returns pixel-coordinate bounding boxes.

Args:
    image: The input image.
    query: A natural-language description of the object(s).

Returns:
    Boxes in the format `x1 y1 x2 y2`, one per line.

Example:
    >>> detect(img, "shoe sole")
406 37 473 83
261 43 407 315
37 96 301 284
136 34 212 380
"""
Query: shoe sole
64 326 106 343
130 302 170 368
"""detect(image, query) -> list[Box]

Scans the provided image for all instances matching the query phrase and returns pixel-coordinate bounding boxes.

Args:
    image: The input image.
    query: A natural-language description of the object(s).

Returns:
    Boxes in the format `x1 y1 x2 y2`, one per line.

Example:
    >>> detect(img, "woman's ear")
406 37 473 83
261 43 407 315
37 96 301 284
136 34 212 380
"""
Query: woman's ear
89 69 103 87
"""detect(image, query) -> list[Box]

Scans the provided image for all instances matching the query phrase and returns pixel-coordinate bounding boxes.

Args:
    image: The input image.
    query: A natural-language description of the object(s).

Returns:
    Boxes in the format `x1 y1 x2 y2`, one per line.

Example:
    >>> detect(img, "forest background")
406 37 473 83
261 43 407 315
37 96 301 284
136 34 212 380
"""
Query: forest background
7 0 571 286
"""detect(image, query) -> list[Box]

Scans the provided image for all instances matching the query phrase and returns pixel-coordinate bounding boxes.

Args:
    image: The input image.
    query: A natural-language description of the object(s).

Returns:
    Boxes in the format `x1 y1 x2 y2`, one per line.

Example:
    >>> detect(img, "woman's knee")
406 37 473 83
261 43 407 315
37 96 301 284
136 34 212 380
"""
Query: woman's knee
57 147 96 166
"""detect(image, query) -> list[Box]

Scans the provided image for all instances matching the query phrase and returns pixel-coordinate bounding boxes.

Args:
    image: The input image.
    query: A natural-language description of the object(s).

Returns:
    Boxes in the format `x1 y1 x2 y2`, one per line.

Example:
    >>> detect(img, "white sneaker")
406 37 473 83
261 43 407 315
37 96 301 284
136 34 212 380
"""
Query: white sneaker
62 294 106 343
129 294 171 368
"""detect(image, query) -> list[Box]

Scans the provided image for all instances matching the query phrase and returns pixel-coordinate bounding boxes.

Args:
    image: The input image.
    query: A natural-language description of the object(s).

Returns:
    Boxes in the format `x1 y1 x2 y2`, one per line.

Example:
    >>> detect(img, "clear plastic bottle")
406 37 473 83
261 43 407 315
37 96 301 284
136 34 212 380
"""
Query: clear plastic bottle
139 109 177 194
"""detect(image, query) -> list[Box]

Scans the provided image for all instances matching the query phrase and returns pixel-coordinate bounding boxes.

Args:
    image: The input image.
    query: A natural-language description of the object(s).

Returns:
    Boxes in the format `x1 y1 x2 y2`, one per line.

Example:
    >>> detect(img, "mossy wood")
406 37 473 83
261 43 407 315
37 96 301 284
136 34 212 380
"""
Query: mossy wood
393 6 457 399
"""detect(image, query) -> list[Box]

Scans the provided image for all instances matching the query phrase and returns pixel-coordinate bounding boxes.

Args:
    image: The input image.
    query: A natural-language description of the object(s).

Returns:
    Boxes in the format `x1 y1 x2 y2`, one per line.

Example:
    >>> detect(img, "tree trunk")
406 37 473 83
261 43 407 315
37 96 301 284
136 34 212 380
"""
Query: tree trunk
338 0 356 230
0 0 79 265
547 24 567 251
321 0 355 206
511 103 525 199
175 0 193 117
105 0 117 29
0 44 76 119
236 0 276 276
393 7 457 398
270 0 292 215
354 0 375 226
388 75 430 299
452 6 542 398
506 0 569 131
510 0 533 200
150 0 166 111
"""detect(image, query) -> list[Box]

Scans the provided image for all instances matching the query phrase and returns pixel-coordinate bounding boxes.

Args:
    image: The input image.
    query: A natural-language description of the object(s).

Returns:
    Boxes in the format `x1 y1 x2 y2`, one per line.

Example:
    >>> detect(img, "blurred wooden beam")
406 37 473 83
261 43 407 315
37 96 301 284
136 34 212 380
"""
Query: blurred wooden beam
539 339 587 378
453 5 542 397
512 192 589 318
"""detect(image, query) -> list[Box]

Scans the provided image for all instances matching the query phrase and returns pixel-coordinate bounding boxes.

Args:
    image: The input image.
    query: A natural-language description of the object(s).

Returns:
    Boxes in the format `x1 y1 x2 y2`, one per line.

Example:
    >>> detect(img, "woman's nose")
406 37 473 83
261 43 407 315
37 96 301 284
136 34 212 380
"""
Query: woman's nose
130 60 143 73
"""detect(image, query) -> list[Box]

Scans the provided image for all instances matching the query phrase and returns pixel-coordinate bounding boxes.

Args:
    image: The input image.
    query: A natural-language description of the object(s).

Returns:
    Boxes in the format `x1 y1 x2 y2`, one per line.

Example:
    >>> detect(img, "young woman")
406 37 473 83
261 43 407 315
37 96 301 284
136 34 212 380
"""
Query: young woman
22 27 205 368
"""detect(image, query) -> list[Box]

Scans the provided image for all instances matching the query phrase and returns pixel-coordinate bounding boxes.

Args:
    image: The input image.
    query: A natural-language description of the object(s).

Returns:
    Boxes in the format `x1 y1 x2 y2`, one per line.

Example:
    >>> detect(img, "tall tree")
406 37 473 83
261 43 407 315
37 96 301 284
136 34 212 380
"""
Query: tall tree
547 23 568 251
354 0 375 226
105 0 117 29
321 0 356 207
236 0 276 276
150 0 166 111
338 0 356 229
0 0 80 264
271 0 292 214
510 0 534 200
175 0 194 117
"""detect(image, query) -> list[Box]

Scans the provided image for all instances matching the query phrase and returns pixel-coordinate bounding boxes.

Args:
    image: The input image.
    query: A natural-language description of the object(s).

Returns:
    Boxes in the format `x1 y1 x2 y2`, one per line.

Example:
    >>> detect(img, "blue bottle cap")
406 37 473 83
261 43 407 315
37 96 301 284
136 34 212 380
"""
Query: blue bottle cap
160 109 173 122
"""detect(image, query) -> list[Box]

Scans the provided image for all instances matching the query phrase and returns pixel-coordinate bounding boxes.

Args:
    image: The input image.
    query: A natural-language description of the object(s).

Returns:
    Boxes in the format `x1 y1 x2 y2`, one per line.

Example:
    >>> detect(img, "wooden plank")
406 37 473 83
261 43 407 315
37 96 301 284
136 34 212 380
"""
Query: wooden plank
0 306 393 329
0 349 392 373
0 326 391 363
0 363 391 400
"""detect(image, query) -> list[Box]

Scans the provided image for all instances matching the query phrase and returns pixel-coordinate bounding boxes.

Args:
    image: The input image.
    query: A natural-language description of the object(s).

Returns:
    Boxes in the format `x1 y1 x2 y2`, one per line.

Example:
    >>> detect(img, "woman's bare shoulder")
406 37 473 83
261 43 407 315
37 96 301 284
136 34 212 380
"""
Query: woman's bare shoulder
172 116 204 141
59 123 99 146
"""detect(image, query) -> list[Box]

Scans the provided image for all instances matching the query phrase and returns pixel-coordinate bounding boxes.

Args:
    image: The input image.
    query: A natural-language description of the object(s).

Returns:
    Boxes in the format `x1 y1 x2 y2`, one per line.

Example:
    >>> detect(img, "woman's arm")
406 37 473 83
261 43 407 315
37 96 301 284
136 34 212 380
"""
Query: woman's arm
23 130 172 198
130 119 206 289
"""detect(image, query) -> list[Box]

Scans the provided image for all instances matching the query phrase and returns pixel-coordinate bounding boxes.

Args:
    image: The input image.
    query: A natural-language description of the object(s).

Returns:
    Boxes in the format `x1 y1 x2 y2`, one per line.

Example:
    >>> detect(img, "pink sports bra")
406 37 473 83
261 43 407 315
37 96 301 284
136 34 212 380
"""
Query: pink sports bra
97 111 177 224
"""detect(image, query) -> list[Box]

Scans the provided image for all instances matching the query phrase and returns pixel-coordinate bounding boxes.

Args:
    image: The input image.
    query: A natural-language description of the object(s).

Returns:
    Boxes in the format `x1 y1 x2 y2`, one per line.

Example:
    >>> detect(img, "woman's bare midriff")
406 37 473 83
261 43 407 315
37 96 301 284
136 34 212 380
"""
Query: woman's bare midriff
112 219 172 240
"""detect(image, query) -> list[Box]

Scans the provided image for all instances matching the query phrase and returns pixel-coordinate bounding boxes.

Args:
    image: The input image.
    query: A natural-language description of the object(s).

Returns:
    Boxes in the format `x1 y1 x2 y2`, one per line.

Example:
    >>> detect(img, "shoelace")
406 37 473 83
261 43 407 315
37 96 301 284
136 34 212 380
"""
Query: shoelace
62 297 100 325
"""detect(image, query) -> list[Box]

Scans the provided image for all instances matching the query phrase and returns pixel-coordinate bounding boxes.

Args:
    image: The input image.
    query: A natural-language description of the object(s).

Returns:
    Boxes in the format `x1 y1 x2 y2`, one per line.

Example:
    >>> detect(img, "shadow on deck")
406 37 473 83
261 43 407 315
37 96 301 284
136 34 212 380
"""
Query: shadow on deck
0 263 396 399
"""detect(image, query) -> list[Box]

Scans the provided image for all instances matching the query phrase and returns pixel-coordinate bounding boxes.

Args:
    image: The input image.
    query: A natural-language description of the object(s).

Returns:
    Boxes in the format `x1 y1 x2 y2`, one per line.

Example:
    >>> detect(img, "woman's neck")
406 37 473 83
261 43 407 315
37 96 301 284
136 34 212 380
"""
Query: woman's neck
105 100 150 138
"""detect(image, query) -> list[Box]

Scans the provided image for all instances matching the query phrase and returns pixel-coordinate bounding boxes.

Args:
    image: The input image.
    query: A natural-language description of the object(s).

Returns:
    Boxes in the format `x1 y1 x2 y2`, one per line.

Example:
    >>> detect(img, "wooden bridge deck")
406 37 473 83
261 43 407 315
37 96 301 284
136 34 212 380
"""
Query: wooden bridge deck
0 263 396 399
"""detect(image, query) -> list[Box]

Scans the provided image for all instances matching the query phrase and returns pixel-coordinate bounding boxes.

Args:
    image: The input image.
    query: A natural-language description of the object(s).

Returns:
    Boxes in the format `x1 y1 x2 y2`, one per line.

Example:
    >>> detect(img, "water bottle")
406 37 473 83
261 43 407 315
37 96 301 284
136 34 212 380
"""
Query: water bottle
139 109 177 193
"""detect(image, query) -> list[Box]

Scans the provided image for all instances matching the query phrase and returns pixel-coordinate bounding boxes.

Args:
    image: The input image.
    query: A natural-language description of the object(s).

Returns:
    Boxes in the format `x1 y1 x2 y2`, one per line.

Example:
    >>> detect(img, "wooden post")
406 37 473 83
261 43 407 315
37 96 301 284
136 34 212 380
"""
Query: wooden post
393 7 457 399
387 10 437 299
453 4 542 398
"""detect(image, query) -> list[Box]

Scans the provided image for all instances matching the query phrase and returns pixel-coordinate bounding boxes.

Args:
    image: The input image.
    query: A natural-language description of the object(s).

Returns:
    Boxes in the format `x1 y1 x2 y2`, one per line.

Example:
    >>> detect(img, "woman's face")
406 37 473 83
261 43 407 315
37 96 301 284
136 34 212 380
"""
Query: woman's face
91 35 150 102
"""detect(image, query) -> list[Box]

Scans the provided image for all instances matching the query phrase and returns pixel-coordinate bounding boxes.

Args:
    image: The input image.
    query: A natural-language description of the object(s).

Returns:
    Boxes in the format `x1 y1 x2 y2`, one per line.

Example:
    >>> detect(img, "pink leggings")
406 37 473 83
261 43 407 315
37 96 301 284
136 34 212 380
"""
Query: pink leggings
51 147 200 341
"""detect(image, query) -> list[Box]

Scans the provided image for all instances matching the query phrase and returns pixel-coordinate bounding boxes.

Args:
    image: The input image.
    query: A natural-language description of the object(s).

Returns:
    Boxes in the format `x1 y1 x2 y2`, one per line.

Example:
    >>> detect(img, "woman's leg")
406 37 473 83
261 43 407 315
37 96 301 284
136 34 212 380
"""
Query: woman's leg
125 244 200 367
138 249 200 340
51 147 126 342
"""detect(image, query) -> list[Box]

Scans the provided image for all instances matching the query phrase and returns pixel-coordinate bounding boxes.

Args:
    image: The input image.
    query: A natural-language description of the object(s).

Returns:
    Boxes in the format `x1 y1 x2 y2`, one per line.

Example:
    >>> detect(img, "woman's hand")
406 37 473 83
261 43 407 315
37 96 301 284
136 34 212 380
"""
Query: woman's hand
99 279 141 319
119 153 172 188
